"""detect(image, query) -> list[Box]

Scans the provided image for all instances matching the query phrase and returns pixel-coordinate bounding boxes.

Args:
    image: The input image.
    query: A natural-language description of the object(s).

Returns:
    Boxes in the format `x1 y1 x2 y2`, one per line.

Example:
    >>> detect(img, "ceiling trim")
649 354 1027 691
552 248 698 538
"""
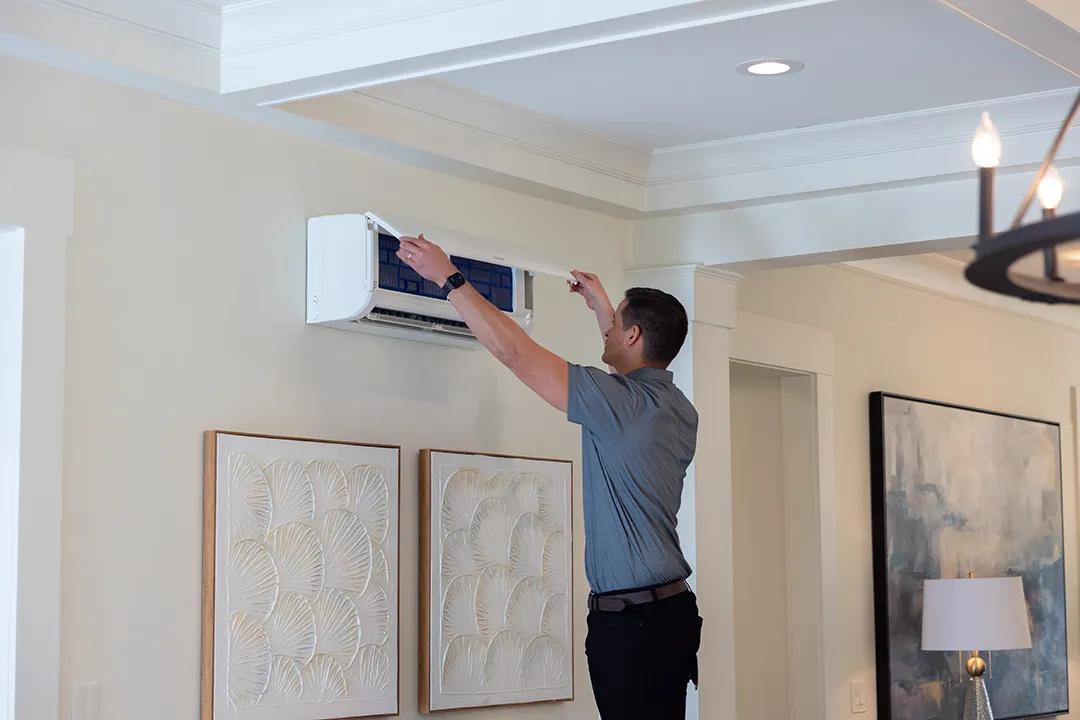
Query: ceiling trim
341 79 651 183
285 88 649 210
2 0 222 89
835 254 1080 335
171 0 224 17
346 90 647 184
936 0 1080 78
280 77 1080 215
22 0 220 50
645 86 1080 211
220 0 286 13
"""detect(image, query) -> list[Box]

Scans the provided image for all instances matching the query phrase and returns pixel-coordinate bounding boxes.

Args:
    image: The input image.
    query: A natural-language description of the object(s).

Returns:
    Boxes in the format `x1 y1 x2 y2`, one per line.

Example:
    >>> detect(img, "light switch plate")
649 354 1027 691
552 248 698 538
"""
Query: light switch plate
71 681 99 720
851 679 868 714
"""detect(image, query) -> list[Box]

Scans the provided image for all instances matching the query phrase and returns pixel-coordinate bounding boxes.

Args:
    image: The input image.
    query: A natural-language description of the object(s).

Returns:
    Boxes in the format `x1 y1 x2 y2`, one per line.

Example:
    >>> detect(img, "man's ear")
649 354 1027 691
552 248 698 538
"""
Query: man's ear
625 324 642 348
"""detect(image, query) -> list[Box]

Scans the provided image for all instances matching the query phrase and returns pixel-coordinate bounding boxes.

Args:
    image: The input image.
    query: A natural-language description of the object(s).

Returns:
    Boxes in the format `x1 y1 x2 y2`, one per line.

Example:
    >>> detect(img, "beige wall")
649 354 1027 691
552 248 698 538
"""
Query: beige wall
737 264 1080 720
0 56 631 720
730 362 791 720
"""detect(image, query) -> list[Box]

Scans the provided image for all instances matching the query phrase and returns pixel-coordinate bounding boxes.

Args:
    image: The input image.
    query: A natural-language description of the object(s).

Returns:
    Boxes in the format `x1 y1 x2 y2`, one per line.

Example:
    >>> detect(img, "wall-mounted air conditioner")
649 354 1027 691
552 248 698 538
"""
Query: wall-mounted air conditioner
306 212 570 348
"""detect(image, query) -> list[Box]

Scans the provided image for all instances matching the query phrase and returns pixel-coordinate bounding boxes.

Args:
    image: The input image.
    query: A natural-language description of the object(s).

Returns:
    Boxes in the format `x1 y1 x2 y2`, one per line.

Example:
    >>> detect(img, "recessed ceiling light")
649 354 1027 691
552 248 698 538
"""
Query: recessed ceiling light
736 59 805 76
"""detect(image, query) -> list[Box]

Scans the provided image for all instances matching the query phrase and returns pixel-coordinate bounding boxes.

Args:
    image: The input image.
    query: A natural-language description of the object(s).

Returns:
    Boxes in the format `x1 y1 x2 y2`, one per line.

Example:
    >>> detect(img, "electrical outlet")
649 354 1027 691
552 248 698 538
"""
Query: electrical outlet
851 679 868 714
71 681 99 720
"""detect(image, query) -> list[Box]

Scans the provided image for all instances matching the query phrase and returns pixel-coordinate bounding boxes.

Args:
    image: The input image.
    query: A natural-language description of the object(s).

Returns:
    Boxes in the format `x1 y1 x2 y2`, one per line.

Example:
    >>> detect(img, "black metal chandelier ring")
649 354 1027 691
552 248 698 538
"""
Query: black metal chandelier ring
965 88 1080 305
966 210 1080 304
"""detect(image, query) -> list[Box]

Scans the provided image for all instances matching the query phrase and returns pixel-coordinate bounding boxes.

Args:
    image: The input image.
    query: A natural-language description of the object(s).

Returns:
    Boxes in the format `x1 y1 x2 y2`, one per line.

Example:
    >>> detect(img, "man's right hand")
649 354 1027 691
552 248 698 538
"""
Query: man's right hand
569 270 613 314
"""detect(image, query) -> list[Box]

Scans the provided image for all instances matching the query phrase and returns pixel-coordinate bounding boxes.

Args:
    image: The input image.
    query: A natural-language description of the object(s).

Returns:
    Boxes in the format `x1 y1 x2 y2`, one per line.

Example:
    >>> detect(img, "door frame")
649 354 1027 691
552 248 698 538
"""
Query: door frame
0 145 72 720
730 310 839 720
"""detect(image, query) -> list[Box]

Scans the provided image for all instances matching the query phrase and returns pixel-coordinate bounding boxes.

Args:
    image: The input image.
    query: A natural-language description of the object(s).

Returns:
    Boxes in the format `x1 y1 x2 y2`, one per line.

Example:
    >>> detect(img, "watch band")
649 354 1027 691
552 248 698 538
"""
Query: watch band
442 271 467 295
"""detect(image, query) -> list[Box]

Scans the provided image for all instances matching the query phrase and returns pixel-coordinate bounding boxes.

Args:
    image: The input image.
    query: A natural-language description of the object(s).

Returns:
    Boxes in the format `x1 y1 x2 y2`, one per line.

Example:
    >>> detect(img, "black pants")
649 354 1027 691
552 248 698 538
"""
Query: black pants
586 589 703 720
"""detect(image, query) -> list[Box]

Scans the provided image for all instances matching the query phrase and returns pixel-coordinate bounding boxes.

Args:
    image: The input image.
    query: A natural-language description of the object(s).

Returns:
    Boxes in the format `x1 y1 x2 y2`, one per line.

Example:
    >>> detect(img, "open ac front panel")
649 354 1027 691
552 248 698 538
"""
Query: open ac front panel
306 213 535 349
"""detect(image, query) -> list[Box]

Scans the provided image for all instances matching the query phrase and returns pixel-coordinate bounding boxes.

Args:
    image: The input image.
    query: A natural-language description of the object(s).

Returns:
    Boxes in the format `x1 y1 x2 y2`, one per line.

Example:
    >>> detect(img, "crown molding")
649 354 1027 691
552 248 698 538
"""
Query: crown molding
283 81 649 211
358 80 650 182
171 0 224 16
20 0 220 50
2 0 221 89
286 76 1080 216
628 264 743 286
645 86 1080 212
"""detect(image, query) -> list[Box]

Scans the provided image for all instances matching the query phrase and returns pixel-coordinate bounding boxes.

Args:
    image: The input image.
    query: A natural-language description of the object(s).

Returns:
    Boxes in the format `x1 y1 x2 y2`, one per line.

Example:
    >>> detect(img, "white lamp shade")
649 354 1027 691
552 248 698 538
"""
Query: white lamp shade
922 577 1032 651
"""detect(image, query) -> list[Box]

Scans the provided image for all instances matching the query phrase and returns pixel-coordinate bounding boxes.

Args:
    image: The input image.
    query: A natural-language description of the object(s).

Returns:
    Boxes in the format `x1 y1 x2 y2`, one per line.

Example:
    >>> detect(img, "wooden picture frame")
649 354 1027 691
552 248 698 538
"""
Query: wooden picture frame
419 449 575 713
202 430 401 720
869 394 1068 720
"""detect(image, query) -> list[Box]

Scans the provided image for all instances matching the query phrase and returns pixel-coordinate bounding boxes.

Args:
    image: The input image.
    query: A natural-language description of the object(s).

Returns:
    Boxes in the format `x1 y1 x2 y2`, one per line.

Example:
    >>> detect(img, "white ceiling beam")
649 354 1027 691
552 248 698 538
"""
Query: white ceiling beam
219 0 837 104
632 164 1080 268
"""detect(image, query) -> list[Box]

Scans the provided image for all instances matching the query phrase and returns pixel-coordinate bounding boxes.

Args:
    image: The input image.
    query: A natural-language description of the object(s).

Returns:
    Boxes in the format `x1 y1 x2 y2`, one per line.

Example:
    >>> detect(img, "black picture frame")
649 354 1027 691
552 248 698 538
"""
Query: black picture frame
870 392 1069 720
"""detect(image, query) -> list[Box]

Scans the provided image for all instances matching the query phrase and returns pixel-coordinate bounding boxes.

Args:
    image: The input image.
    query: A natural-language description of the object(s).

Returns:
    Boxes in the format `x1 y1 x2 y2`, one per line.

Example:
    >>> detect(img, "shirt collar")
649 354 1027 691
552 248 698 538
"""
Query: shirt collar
626 366 674 382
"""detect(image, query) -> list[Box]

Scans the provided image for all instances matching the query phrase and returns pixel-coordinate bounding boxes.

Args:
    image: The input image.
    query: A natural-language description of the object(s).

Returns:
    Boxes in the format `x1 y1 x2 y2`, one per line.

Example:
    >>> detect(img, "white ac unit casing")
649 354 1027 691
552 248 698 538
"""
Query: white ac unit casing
307 212 568 348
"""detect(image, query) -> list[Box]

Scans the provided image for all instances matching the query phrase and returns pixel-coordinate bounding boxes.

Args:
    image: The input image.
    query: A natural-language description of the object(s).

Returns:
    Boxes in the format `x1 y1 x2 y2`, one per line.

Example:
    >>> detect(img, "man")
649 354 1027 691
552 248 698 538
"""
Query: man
397 234 702 720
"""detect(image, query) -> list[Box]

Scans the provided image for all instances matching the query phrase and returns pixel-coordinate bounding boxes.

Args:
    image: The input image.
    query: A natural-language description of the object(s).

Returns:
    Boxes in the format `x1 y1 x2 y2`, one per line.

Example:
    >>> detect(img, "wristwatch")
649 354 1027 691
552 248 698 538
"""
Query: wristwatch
442 271 467 296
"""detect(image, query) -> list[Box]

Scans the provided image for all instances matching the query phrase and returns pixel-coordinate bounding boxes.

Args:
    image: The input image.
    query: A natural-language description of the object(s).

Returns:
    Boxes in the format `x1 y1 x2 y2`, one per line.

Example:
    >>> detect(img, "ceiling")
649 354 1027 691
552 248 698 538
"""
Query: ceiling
3 0 1080 231
437 0 1078 150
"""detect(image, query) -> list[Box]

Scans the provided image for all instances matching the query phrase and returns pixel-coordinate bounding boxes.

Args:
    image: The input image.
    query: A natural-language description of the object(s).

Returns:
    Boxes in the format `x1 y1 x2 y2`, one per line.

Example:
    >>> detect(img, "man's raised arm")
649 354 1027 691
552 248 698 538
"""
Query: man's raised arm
397 234 569 412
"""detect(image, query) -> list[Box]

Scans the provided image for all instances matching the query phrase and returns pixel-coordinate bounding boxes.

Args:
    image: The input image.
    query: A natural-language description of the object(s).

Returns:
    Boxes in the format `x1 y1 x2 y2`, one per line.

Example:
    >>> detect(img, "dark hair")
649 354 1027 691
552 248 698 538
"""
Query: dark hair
620 287 689 365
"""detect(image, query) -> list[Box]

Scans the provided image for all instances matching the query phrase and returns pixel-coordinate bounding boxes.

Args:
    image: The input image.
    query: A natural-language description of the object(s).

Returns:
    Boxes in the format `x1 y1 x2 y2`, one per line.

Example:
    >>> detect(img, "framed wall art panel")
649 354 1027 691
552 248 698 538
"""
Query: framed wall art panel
202 431 400 720
420 449 574 713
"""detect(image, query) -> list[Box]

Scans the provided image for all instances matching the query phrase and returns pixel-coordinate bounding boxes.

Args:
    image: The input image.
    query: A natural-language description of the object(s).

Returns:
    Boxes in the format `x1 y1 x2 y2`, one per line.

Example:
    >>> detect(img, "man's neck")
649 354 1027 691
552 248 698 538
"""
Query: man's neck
612 360 667 376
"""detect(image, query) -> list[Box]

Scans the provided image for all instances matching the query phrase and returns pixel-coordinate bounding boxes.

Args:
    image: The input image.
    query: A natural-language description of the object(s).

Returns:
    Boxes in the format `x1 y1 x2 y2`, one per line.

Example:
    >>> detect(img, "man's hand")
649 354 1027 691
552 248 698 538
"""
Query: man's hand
569 270 613 312
398 234 457 287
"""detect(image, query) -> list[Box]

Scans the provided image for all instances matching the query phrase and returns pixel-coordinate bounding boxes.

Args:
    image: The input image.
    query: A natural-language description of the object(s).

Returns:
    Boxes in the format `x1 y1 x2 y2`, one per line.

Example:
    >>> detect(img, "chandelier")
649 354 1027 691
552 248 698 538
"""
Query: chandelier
965 89 1080 304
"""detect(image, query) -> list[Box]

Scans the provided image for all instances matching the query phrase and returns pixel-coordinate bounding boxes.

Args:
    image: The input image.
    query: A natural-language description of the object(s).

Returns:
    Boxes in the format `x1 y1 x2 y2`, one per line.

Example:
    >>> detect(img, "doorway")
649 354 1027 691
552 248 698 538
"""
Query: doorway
730 361 825 720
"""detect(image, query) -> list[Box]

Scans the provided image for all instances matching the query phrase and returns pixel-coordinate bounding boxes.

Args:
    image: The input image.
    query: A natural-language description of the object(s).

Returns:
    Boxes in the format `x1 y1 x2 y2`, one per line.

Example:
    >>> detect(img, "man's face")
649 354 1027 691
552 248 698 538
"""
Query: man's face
602 298 632 367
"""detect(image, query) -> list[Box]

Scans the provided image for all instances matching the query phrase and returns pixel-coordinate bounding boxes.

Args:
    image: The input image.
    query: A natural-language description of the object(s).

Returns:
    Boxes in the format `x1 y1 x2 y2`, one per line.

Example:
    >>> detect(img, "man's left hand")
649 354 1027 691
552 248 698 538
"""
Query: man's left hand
398 234 457 287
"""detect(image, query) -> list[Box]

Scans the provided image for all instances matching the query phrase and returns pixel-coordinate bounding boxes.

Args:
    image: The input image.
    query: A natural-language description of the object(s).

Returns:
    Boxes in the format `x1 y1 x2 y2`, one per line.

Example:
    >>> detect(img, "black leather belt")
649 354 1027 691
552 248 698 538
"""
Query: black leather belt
588 579 690 612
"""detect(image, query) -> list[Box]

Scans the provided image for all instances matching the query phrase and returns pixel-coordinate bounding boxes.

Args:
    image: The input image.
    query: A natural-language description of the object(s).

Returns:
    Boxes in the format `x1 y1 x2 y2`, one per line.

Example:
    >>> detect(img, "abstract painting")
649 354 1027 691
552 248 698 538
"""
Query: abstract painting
870 393 1067 720
203 431 399 720
420 450 573 713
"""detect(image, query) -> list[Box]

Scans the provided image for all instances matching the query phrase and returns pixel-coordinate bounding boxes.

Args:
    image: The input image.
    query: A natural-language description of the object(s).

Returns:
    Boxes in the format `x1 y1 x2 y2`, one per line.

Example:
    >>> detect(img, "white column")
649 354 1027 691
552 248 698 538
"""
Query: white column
627 265 742 720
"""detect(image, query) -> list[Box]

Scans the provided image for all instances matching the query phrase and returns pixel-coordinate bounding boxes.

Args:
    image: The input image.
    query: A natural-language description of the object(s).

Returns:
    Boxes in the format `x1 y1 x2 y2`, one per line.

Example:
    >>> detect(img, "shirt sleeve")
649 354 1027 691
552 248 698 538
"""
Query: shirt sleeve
567 363 640 438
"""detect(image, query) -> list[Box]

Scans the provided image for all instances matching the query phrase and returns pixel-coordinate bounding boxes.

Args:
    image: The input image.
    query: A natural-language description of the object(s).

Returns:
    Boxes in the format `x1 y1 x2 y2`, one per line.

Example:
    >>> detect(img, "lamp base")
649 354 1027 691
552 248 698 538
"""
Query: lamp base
963 674 994 720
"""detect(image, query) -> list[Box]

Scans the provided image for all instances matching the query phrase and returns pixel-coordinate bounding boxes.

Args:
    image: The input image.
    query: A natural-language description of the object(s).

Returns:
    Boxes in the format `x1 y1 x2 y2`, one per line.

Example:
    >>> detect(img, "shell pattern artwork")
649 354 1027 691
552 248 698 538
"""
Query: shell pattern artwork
435 462 572 706
224 451 393 713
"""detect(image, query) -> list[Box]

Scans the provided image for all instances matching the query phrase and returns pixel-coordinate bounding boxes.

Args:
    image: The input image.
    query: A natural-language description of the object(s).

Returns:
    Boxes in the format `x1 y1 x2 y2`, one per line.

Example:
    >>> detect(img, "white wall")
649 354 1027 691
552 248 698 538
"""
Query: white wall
0 227 24 720
730 362 790 720
0 55 631 720
737 263 1080 720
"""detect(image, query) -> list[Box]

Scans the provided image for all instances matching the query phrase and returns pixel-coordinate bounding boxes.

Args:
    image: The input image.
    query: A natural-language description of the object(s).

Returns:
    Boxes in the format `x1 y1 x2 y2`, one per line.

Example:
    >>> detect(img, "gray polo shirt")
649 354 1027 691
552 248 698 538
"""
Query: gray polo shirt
567 363 698 594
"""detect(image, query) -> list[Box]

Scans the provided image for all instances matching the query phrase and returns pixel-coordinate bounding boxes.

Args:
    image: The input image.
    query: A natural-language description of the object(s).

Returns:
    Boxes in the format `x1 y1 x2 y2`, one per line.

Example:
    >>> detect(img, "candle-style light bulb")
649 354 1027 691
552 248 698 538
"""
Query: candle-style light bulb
1038 165 1064 211
972 112 1002 168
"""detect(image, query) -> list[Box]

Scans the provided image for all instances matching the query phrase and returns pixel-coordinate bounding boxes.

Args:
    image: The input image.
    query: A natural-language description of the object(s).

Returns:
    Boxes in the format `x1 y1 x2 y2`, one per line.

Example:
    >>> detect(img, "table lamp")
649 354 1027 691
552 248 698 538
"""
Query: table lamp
922 576 1032 720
